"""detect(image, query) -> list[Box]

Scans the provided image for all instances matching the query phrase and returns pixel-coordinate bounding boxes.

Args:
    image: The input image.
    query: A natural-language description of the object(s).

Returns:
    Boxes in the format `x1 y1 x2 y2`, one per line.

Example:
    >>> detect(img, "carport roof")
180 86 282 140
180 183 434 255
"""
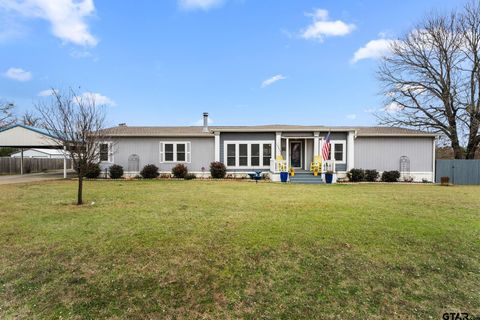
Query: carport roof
0 124 62 148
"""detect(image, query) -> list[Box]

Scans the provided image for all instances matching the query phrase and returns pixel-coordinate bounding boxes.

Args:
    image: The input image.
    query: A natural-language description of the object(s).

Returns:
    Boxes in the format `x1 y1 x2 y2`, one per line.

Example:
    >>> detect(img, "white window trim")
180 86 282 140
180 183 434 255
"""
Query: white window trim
329 140 346 164
159 141 191 163
223 140 274 169
99 141 113 163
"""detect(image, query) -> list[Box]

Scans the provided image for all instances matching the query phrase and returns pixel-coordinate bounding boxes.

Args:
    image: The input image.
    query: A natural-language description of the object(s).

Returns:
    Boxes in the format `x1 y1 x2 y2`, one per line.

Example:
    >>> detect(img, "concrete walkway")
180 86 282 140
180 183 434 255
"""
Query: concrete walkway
0 170 75 185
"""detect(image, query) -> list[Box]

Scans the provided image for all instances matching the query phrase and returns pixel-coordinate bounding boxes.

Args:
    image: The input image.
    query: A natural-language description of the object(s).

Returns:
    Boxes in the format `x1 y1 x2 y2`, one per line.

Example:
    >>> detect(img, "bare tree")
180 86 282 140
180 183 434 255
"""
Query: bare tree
377 0 480 159
22 110 41 127
0 101 16 128
36 88 107 205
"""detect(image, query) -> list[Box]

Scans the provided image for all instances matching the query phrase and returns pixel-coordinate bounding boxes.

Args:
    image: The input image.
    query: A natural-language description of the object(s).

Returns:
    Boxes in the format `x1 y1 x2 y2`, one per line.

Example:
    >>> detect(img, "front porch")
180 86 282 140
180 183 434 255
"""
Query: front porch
269 133 341 181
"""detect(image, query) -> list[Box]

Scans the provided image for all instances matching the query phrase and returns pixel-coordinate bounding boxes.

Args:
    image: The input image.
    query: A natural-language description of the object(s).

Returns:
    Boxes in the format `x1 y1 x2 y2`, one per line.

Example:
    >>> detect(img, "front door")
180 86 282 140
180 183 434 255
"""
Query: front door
290 141 302 168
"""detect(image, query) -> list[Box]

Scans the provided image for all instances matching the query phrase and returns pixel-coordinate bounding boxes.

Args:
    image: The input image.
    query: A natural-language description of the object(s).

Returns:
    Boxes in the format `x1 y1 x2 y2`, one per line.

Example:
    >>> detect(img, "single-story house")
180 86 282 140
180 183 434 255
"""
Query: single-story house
99 113 437 182
10 148 69 159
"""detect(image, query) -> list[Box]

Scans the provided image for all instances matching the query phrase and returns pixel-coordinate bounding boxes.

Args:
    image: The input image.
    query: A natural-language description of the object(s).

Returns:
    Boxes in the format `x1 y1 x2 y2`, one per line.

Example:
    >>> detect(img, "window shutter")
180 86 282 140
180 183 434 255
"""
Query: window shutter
108 142 113 162
186 142 191 163
159 142 164 163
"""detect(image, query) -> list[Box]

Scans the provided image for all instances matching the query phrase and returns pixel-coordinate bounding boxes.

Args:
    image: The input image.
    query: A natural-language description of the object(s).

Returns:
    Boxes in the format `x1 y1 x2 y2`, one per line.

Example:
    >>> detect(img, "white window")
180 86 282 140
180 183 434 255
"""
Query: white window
99 142 113 162
223 141 274 169
327 141 346 163
160 141 191 163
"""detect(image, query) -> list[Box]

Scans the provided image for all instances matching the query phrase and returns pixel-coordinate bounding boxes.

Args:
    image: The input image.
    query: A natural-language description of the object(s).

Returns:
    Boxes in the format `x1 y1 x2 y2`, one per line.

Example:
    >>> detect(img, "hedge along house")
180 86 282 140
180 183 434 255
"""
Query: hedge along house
99 113 437 182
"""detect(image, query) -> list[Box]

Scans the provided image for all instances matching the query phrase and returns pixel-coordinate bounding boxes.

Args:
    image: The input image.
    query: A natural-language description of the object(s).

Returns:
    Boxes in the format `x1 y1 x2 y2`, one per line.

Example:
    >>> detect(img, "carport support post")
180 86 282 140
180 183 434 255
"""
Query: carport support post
20 148 24 175
63 146 67 179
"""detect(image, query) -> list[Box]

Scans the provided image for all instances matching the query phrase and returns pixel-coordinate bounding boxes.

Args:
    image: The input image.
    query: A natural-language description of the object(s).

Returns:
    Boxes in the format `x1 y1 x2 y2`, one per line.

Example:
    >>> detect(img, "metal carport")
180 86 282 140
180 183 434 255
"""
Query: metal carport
0 124 69 178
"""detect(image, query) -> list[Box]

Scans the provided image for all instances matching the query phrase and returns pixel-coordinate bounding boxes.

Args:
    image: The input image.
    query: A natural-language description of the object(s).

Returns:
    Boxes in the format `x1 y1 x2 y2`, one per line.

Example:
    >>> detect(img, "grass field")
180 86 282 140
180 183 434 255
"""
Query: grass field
0 180 479 319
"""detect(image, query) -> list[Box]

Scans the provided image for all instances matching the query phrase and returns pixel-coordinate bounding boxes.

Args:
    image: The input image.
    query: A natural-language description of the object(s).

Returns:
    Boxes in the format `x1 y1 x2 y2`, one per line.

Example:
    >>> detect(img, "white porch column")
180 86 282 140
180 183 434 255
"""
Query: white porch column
63 145 67 179
275 131 282 158
313 132 320 156
347 131 355 171
214 132 220 162
286 138 290 171
20 148 24 175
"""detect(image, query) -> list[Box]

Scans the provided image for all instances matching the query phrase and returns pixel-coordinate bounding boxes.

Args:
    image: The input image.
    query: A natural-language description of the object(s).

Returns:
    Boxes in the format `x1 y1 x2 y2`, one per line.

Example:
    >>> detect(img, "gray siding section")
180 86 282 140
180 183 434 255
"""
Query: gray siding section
112 137 214 172
220 132 276 163
283 132 314 137
354 137 434 172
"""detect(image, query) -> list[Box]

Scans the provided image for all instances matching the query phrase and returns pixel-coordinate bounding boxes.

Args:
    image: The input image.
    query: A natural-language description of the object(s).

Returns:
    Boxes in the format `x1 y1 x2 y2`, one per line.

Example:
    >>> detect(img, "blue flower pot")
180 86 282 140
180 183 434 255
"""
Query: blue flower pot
280 172 289 183
325 173 333 184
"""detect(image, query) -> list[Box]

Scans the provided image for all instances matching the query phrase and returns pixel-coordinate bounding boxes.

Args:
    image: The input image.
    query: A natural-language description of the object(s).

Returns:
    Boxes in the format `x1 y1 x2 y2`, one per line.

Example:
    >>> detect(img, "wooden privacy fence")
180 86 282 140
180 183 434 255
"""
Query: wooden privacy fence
435 160 480 185
0 157 72 175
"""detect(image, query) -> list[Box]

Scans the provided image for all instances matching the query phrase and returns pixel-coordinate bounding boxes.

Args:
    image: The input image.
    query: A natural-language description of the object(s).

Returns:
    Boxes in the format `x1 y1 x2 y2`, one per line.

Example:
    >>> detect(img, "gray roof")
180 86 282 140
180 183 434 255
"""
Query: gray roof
100 125 436 137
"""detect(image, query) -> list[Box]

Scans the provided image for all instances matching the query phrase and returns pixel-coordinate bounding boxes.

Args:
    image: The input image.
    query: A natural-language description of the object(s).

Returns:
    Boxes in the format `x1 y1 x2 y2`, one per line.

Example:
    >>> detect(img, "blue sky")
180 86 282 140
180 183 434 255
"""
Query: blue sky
0 0 460 127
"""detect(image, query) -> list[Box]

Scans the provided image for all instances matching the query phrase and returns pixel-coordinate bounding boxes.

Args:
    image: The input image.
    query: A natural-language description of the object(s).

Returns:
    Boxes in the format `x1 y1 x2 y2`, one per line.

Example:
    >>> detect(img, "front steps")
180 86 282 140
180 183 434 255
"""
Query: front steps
289 172 324 184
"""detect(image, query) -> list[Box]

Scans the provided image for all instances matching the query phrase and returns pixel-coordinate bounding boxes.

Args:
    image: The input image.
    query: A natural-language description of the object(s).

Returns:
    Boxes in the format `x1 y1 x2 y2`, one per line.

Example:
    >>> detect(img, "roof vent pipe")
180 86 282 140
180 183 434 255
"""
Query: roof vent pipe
202 112 209 133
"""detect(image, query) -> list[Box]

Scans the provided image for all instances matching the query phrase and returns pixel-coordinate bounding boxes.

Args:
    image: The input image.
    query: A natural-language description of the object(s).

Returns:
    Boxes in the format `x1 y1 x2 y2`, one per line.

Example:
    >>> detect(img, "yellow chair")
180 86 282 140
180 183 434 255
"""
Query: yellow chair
276 155 287 171
310 155 322 172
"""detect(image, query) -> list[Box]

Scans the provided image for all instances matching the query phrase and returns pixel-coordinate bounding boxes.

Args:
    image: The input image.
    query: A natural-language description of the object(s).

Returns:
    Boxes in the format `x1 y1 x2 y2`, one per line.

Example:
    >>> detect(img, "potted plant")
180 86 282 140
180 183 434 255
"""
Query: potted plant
325 170 335 184
289 167 295 177
280 171 289 183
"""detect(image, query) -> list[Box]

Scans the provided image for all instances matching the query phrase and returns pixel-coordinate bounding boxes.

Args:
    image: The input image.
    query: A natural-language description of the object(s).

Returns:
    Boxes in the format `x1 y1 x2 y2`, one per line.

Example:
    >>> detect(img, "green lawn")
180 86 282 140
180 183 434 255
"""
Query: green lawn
0 180 479 319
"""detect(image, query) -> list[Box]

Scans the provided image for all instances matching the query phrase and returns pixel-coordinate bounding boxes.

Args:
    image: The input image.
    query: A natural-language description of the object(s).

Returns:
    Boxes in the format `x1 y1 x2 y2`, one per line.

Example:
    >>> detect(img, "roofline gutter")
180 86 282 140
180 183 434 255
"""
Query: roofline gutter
211 128 357 133
103 134 215 138
357 133 438 138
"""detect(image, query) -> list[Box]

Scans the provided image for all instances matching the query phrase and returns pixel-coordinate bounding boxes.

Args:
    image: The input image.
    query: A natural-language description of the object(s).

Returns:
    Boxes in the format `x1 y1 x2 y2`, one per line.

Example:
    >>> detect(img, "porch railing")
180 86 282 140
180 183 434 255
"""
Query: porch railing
269 158 336 173
270 158 287 173
322 160 336 173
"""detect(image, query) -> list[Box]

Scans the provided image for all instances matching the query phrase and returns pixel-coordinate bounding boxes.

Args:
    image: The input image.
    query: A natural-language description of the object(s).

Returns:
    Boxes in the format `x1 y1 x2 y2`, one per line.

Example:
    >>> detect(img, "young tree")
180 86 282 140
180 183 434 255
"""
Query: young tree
377 0 480 159
0 101 15 128
36 88 107 205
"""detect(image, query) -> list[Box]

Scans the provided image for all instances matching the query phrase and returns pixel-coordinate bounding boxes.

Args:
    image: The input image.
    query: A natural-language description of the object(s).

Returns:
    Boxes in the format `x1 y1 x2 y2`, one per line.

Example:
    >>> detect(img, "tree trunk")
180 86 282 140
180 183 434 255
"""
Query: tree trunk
465 143 479 159
465 120 480 159
77 175 83 205
451 138 465 159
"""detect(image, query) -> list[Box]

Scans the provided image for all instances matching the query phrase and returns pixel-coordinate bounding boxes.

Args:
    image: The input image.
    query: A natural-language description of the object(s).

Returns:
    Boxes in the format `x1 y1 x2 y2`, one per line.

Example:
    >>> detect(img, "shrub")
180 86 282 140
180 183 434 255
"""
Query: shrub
210 161 226 179
381 170 400 182
184 173 197 180
140 164 160 179
84 163 101 179
172 164 188 178
364 169 379 182
347 168 365 182
109 164 124 179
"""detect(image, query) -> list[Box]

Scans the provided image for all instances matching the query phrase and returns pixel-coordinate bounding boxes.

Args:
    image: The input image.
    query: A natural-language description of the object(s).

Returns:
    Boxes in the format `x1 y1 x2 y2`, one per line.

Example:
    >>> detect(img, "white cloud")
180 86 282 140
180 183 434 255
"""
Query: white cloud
4 67 32 81
363 108 376 113
384 101 403 113
261 74 286 88
351 38 395 63
79 92 116 106
178 0 223 10
301 9 355 42
0 0 98 46
346 114 357 120
38 88 57 96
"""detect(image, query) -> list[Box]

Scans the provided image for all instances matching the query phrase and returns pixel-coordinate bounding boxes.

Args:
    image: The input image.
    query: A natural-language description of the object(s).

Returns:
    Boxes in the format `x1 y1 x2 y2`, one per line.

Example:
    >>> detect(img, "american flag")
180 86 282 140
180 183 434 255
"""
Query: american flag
322 132 331 160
